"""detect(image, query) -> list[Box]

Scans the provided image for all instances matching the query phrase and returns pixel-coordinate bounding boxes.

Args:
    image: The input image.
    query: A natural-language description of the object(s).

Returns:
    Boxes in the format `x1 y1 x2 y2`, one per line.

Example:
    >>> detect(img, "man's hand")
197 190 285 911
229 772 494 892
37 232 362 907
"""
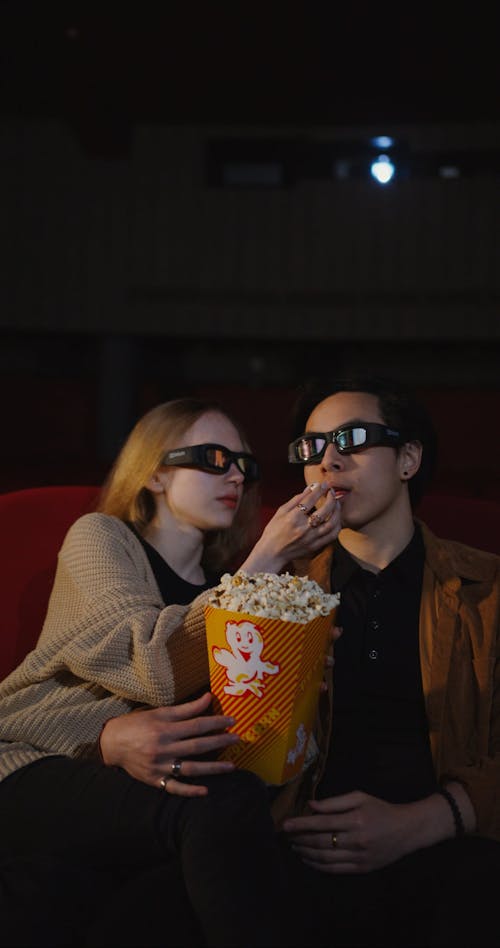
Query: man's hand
282 789 460 873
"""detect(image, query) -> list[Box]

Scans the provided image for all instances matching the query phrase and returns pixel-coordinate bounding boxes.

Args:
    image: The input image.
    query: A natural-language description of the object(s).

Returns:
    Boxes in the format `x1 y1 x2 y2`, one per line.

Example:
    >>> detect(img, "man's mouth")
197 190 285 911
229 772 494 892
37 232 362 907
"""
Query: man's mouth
331 487 350 500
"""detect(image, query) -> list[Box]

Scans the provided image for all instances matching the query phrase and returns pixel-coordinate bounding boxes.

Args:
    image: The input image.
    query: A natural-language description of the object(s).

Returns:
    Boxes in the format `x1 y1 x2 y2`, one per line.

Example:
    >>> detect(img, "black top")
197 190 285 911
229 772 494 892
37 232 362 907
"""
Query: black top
317 524 437 803
127 523 218 605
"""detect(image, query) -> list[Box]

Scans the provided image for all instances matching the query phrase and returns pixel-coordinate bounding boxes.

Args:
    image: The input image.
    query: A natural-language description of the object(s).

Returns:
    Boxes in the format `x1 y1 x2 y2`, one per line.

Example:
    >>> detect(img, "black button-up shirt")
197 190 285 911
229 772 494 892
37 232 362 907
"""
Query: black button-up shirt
317 525 437 803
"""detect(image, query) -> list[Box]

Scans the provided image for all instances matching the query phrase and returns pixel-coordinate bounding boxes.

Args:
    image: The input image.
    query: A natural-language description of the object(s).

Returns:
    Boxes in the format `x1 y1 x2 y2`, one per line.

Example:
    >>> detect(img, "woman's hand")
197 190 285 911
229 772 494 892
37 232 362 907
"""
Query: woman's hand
241 482 341 575
99 691 240 797
282 788 467 873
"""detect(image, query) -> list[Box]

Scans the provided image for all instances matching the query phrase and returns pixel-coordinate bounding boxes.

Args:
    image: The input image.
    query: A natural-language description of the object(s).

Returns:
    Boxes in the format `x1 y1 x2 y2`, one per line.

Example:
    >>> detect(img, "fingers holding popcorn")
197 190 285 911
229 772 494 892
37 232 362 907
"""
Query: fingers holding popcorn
242 483 341 574
295 482 340 541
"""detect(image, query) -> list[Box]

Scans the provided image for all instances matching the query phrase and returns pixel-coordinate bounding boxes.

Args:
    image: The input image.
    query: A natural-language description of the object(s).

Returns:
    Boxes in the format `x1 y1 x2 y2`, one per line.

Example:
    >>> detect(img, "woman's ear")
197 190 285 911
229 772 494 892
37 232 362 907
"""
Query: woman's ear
399 441 422 481
146 470 169 494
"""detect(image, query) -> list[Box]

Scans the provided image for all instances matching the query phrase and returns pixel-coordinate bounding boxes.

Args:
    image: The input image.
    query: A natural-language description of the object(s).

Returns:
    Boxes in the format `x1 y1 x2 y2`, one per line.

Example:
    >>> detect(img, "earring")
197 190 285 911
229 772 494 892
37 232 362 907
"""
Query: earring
402 471 408 477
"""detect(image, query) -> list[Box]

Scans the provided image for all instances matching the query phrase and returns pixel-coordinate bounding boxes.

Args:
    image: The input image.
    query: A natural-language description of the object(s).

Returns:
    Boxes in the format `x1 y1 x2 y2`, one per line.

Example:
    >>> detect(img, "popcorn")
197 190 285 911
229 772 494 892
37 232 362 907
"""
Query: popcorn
208 570 340 623
205 570 340 784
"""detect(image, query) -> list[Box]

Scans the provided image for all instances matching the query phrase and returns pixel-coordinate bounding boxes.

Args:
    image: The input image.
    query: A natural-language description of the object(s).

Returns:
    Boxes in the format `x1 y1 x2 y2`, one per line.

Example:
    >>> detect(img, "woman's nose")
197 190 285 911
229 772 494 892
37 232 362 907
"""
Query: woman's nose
226 463 245 484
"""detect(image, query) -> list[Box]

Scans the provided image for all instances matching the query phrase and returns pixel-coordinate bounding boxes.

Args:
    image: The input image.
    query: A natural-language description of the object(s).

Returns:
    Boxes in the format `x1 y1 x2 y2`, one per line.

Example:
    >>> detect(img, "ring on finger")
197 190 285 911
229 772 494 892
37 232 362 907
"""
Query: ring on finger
296 502 309 515
170 758 183 779
159 775 169 791
309 512 323 527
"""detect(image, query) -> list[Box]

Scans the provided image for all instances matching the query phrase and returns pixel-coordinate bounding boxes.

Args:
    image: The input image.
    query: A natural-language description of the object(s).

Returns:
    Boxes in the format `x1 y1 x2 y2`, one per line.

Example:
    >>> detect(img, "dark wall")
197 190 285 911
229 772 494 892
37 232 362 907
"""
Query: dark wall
2 121 499 340
1 120 499 503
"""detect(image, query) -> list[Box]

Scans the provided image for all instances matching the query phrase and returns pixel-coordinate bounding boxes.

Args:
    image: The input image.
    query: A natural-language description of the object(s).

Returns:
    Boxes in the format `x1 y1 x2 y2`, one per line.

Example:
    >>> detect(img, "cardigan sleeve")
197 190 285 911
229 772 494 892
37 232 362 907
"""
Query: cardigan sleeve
10 513 213 707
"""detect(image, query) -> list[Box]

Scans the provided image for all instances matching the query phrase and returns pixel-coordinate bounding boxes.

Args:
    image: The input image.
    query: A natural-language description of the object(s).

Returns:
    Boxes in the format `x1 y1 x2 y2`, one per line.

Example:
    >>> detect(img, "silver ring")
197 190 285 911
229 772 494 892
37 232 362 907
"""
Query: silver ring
297 503 309 515
309 513 323 528
159 775 168 791
171 758 183 779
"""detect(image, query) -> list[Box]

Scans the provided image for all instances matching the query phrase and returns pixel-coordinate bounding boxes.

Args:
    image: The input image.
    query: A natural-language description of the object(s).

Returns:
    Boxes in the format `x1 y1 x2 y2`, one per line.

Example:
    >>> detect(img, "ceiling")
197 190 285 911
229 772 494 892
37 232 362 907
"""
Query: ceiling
1 4 498 138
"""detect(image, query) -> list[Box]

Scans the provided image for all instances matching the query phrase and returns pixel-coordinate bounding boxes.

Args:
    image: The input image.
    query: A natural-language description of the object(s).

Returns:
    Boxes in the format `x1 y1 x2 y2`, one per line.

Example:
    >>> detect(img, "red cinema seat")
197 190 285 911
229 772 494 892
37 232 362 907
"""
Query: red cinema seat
0 485 100 681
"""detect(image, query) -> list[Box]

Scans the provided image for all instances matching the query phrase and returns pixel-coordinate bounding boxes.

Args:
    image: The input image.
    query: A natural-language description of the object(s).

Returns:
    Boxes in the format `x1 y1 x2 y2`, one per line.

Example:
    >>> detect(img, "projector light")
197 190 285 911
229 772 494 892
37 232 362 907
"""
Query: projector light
370 154 395 184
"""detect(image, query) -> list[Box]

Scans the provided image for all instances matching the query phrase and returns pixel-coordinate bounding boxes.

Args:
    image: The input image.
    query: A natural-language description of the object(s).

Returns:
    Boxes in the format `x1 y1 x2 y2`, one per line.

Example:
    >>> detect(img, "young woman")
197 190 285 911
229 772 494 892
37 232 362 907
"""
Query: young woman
0 397 341 948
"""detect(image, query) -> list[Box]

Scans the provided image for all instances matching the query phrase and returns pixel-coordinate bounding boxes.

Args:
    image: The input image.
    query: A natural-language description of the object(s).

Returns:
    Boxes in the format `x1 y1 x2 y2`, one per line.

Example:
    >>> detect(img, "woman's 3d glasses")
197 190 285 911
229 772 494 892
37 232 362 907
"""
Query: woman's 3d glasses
288 422 403 464
162 444 260 482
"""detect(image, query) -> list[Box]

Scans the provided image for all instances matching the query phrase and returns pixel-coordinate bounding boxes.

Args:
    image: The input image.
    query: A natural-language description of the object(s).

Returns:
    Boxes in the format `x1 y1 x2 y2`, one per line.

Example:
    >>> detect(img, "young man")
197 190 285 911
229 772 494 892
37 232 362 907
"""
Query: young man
279 377 500 947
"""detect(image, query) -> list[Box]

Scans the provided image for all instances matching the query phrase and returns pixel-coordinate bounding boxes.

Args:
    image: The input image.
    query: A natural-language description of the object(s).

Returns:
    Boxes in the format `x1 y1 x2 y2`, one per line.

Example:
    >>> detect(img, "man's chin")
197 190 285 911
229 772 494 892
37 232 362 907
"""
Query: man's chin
338 516 365 534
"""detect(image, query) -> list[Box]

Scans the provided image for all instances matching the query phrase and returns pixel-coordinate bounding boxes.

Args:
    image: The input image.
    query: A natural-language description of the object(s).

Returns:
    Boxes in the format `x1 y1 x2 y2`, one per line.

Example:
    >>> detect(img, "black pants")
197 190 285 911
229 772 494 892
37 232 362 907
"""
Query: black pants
0 756 289 948
279 832 500 947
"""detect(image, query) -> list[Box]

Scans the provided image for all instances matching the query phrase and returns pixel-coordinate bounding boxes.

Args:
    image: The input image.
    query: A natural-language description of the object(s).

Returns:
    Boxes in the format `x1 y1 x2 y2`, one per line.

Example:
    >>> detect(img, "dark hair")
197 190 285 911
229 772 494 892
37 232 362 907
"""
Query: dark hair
291 376 438 509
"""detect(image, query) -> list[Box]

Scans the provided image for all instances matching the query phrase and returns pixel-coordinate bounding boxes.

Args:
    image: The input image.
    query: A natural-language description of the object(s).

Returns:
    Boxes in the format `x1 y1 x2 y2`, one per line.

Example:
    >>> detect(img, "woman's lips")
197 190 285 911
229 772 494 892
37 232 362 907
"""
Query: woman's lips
218 496 238 509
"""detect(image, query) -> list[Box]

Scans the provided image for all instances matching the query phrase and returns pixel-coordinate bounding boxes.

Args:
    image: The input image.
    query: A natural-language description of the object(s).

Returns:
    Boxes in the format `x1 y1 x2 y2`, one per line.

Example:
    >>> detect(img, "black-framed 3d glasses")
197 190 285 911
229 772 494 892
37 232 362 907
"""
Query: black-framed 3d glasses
288 422 403 464
162 443 260 482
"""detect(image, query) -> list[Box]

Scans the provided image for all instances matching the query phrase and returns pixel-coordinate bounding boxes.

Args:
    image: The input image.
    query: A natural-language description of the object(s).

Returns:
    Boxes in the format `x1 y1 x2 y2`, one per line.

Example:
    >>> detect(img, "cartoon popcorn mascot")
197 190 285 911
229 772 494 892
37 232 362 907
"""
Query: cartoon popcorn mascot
212 619 280 697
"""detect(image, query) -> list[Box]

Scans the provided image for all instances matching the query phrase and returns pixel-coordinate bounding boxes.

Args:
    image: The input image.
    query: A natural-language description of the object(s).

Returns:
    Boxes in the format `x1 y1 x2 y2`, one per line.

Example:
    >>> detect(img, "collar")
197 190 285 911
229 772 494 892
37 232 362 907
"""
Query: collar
299 520 498 595
331 525 424 593
417 519 499 584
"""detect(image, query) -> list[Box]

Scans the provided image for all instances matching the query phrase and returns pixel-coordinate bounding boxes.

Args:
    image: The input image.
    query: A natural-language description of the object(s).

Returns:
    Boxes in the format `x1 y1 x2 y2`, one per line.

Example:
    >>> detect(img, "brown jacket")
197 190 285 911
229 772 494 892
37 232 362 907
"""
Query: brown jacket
273 521 500 841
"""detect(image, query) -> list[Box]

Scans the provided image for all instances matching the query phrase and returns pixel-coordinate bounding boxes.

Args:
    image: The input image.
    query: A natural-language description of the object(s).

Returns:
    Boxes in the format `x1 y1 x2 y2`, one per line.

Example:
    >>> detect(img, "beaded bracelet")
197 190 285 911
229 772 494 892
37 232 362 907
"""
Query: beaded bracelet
438 786 465 837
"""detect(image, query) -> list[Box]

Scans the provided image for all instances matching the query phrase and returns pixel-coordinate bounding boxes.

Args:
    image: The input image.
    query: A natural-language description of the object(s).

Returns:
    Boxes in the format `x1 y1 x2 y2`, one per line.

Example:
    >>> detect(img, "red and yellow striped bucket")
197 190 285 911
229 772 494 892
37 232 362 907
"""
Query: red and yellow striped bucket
204 604 335 785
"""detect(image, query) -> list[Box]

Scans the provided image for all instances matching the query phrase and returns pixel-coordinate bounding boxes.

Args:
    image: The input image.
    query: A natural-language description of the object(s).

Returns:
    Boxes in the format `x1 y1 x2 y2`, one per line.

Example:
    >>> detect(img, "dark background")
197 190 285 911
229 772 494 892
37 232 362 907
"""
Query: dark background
1 3 499 505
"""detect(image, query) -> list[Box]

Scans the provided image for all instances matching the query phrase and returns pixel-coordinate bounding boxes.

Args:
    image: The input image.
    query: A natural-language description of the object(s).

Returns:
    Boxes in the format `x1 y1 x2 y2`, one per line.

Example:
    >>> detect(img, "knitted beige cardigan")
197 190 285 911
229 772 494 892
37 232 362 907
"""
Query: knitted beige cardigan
0 513 212 782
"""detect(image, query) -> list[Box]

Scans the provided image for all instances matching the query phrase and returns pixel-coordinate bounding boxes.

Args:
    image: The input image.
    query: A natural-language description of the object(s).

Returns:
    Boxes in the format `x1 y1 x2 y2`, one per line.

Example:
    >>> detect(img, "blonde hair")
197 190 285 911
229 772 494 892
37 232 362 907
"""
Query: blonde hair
96 398 261 572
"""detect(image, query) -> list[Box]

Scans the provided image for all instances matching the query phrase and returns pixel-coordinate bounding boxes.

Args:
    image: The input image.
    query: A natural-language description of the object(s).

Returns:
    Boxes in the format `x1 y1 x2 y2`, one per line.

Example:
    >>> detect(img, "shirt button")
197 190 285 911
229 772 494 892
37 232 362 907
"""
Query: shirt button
373 588 381 599
368 649 379 660
370 618 381 632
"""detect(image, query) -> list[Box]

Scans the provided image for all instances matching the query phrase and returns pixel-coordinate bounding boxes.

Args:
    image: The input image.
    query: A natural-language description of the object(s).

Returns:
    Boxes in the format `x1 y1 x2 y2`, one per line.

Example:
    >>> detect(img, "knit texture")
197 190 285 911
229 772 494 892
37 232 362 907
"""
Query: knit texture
0 513 212 782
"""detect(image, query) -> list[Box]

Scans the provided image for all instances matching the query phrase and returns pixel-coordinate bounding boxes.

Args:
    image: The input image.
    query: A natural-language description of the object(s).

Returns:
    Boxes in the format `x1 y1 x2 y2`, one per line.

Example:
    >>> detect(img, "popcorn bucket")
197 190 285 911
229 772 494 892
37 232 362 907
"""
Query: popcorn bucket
204 604 336 785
